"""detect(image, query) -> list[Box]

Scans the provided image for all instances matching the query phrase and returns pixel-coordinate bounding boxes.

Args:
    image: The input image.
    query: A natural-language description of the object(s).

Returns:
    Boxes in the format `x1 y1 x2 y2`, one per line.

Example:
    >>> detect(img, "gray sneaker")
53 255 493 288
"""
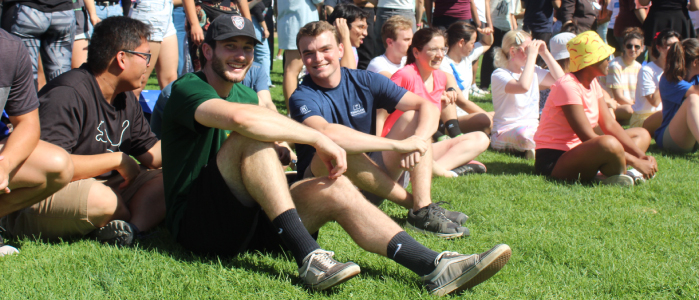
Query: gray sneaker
298 249 361 290
433 202 468 225
0 234 19 257
407 203 468 239
90 220 138 247
422 244 512 296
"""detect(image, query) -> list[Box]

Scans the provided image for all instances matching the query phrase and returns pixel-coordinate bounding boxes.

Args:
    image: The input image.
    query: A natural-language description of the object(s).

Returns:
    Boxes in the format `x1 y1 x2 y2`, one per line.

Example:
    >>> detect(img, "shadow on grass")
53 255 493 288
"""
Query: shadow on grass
646 144 699 160
484 161 535 176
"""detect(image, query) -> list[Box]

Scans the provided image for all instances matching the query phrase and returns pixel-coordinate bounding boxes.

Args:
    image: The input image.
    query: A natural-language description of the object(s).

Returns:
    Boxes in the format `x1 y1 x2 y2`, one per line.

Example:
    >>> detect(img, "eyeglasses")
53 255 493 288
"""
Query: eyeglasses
122 50 151 64
425 47 448 55
625 44 642 51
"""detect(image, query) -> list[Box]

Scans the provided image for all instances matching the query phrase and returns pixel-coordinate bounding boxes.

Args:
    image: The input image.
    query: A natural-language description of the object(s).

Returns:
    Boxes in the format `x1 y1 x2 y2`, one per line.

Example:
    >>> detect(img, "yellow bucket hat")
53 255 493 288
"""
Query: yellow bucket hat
567 31 615 72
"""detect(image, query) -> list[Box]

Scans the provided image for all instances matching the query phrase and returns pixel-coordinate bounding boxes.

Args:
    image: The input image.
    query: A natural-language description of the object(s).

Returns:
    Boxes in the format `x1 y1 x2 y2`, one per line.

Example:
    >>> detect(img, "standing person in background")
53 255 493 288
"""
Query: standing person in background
596 0 611 43
559 0 600 31
522 0 555 66
71 0 91 68
130 0 179 98
481 0 516 92
374 0 422 55
426 0 479 30
631 29 680 135
279 0 322 111
1 0 76 88
641 0 698 51
354 0 379 70
468 0 491 96
172 0 187 76
613 0 648 64
606 0 620 51
250 0 272 87
264 0 273 73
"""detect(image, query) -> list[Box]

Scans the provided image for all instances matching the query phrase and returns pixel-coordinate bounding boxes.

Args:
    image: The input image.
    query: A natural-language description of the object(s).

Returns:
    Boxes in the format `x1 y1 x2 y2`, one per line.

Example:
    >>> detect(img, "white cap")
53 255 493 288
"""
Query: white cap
550 32 577 60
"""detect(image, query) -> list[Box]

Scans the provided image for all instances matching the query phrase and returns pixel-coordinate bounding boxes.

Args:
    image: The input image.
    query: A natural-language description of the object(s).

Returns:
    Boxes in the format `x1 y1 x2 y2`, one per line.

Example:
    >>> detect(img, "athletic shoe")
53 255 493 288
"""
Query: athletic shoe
471 84 490 95
276 55 283 60
0 233 19 257
626 168 645 184
298 249 361 290
596 174 634 186
468 88 485 97
524 149 536 160
422 244 512 296
451 161 487 176
407 203 468 239
433 201 468 225
436 135 451 142
90 220 138 247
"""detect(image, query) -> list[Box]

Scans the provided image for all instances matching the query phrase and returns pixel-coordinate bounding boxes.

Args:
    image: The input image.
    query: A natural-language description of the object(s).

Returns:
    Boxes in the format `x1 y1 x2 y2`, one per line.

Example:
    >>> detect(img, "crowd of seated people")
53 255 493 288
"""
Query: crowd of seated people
3 0 699 296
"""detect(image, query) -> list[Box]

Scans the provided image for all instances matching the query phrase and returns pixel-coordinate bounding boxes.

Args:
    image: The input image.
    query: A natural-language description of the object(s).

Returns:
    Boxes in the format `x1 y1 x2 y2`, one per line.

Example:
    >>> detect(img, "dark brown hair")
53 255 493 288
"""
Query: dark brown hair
665 38 699 83
406 27 445 65
87 16 151 73
651 29 681 59
445 21 477 48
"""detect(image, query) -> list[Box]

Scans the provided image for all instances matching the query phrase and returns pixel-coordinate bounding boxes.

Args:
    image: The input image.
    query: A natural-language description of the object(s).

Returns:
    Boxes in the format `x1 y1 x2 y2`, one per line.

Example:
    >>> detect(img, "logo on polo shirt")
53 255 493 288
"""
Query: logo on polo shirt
350 103 366 116
300 105 310 115
232 16 245 29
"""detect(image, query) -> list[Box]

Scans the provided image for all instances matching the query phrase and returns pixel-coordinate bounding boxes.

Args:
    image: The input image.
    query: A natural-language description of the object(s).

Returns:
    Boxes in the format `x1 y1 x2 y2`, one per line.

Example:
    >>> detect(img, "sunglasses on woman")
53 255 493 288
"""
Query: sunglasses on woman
625 44 642 50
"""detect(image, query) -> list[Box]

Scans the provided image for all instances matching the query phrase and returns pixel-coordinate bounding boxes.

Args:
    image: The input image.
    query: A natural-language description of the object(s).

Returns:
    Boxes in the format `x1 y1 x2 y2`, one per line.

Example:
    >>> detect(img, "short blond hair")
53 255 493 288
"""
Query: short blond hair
381 15 413 48
296 21 341 51
493 30 532 68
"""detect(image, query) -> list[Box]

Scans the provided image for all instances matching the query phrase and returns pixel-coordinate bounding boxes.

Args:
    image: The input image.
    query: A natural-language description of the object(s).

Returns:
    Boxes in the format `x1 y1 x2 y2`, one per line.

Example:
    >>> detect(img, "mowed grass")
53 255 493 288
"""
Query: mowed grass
2 50 698 299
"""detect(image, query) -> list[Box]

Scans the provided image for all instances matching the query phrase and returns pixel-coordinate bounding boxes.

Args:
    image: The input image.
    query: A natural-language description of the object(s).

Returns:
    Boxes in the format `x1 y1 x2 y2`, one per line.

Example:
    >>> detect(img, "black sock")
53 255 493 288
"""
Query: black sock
386 231 439 276
445 119 462 137
272 209 321 267
433 121 446 141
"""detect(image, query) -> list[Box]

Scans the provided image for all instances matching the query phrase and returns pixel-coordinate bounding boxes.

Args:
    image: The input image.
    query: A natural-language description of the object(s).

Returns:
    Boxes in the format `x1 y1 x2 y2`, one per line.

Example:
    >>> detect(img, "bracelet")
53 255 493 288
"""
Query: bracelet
446 87 456 92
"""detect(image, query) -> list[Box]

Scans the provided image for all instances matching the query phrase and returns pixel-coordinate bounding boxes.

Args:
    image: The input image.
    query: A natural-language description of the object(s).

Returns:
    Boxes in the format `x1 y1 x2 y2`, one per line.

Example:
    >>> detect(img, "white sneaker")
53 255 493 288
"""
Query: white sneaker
471 84 490 95
524 149 536 160
626 168 646 184
0 234 19 257
276 55 283 60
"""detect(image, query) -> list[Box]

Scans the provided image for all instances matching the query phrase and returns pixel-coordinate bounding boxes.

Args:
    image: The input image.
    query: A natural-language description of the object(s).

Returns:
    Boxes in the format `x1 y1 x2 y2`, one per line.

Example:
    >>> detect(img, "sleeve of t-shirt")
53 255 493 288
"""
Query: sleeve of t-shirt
366 57 382 73
534 66 550 85
38 87 82 153
607 62 623 89
168 75 221 134
491 69 513 92
250 2 265 22
289 87 323 123
254 68 269 92
126 93 158 157
551 77 584 107
5 41 39 116
468 43 486 63
639 66 656 97
371 71 407 112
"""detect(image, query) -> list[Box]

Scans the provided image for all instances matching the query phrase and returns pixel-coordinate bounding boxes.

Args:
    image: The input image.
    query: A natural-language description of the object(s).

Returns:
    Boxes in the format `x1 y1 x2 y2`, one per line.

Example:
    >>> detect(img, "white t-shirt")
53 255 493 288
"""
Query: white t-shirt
377 0 414 10
491 0 515 31
473 0 486 23
367 54 407 75
607 0 619 29
439 42 485 93
491 66 549 134
633 61 664 114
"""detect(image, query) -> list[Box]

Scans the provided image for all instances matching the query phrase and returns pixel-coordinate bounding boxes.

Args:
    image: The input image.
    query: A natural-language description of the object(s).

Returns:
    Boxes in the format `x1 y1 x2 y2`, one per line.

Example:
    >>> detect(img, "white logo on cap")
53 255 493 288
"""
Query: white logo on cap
232 15 245 30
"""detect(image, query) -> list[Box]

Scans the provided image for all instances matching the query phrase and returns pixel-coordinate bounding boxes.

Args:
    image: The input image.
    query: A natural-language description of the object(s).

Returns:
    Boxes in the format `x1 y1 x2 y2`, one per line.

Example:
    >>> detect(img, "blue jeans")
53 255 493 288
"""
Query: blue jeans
596 21 609 44
172 6 186 76
252 16 271 86
5 4 75 84
88 3 122 36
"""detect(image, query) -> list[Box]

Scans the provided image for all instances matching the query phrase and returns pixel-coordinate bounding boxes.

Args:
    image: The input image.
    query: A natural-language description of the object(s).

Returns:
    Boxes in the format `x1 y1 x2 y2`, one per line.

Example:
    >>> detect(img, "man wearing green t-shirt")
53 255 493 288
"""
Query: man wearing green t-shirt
162 15 511 295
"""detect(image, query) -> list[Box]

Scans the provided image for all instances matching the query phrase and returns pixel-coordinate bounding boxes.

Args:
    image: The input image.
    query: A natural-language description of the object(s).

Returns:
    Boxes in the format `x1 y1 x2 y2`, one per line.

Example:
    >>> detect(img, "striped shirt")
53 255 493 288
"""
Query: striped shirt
607 57 642 103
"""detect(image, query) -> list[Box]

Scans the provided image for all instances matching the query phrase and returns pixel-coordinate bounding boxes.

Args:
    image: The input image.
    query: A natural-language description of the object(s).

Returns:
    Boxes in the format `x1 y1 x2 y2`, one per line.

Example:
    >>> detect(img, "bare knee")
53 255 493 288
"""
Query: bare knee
40 143 74 189
217 132 275 164
87 183 127 228
596 135 625 156
473 131 490 151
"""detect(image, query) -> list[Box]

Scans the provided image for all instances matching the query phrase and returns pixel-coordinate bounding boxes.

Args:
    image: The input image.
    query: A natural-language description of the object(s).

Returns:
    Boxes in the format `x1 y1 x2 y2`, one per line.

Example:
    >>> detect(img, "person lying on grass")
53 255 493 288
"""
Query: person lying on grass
606 27 645 123
0 28 73 256
290 21 472 239
161 15 512 296
630 29 680 136
490 30 564 160
2 17 164 247
381 27 490 178
654 37 699 154
533 31 658 186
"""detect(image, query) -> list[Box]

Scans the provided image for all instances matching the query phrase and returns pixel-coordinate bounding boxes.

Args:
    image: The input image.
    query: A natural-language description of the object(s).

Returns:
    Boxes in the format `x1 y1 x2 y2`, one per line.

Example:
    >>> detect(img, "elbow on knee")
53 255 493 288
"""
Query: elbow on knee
48 150 74 186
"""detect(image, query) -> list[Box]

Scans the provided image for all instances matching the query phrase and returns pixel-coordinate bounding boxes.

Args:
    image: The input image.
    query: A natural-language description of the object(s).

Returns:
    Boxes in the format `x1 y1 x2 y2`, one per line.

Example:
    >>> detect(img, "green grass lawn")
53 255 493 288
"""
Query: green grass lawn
2 51 698 299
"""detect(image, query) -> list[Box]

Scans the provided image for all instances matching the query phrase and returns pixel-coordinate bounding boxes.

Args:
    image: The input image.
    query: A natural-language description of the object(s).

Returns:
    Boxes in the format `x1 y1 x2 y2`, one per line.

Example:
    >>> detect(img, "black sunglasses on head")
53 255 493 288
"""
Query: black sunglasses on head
625 44 642 50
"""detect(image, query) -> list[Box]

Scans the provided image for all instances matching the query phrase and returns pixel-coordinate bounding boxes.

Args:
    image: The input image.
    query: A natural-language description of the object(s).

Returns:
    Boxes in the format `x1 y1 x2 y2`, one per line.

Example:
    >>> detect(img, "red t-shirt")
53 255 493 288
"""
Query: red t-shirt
382 64 446 137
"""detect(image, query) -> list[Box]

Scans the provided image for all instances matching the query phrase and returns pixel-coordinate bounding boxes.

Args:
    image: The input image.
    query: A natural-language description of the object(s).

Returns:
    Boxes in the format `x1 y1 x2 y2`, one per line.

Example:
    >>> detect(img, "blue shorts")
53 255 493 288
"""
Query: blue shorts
130 0 175 42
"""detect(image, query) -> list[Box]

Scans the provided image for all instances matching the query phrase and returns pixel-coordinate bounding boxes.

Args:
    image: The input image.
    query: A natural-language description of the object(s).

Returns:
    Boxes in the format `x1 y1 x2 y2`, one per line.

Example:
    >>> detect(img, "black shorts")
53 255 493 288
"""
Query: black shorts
176 156 284 257
534 148 566 176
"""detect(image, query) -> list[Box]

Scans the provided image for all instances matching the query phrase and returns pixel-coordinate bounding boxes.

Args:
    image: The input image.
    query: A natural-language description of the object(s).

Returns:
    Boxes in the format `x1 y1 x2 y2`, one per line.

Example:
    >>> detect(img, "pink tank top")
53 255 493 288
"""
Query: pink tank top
381 63 446 137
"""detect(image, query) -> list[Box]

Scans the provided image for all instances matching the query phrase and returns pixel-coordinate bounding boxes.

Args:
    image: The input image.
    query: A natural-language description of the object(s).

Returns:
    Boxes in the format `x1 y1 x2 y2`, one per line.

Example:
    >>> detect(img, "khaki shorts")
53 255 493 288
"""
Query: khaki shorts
629 112 654 128
0 167 162 240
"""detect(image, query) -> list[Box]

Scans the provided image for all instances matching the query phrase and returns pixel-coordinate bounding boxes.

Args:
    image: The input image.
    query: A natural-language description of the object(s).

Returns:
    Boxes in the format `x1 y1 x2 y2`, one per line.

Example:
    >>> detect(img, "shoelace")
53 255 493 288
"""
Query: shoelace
311 250 337 270
433 251 460 266
427 204 452 222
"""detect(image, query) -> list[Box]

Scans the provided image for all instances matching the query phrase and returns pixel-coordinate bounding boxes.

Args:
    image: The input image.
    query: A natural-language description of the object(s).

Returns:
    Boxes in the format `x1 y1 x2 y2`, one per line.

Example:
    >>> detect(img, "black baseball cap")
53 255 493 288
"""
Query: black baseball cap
204 14 261 45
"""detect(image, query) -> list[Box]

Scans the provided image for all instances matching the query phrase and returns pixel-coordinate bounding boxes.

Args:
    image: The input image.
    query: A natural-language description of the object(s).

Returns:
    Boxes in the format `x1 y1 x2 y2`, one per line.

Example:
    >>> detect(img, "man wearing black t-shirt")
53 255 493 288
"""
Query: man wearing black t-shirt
0 28 73 256
1 17 164 247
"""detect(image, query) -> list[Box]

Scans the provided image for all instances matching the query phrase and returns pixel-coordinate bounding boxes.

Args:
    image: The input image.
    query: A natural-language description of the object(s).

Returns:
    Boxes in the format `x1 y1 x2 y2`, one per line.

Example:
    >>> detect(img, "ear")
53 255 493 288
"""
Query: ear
386 38 394 47
338 40 345 58
115 51 127 71
202 42 214 61
412 46 419 58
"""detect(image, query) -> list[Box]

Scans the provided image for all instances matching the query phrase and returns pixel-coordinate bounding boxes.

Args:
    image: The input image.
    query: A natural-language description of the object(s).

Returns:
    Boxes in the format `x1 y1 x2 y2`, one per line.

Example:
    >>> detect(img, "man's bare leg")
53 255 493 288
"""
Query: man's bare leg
0 140 72 218
124 174 165 231
309 153 415 209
